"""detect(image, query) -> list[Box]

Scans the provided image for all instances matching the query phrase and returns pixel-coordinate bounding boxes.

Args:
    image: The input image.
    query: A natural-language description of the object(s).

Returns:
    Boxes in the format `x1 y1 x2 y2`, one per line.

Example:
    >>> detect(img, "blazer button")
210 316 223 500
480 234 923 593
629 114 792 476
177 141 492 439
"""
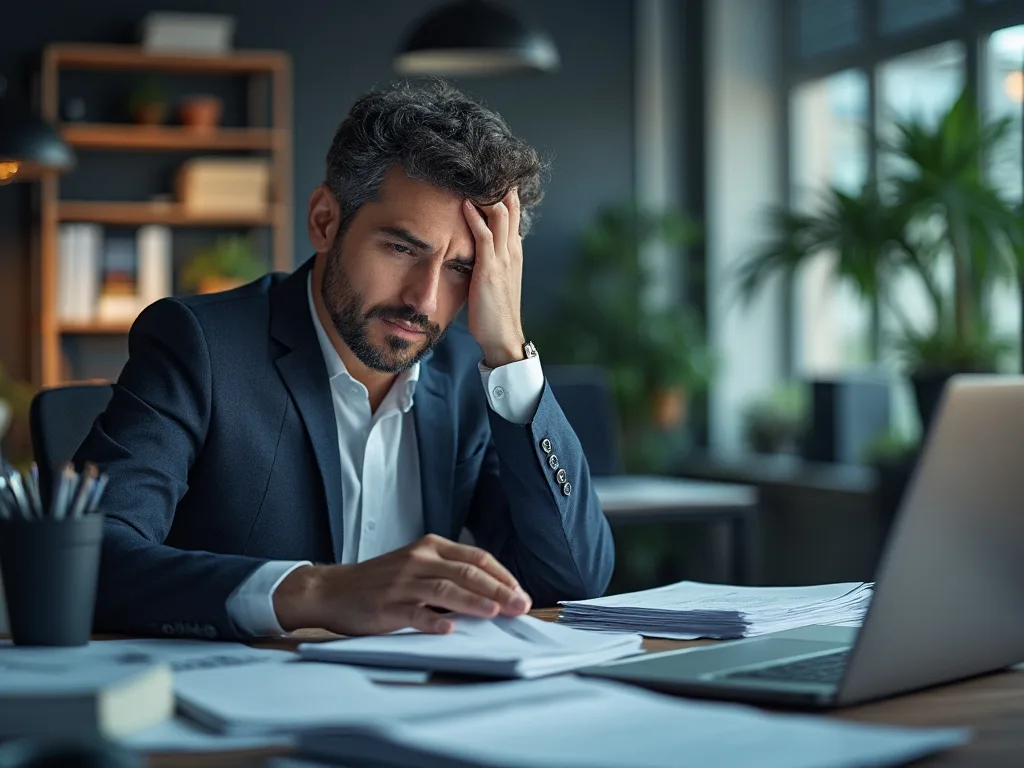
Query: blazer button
548 454 559 470
540 438 553 454
556 468 567 484
562 482 572 496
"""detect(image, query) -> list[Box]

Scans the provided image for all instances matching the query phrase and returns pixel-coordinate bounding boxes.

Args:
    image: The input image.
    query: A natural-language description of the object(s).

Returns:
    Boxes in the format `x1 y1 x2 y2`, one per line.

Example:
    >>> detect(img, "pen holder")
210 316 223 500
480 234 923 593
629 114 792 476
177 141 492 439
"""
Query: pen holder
0 513 105 646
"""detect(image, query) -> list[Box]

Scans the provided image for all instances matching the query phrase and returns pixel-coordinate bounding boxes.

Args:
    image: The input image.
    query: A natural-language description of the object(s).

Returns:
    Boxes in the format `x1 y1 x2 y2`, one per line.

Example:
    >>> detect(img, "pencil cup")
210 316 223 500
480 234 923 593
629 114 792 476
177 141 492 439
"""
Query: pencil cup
0 513 105 646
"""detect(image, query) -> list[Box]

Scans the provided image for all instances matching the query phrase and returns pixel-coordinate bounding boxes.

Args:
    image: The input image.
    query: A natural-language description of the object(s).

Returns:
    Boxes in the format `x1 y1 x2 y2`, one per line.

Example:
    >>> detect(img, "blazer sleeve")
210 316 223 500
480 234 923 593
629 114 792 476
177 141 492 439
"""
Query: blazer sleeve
74 298 271 640
464 383 615 607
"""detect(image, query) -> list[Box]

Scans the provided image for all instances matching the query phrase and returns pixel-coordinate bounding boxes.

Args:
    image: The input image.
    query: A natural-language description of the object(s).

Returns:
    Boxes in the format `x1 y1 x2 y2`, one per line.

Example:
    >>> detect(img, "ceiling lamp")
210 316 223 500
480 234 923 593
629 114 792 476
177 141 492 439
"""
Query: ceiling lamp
395 0 560 77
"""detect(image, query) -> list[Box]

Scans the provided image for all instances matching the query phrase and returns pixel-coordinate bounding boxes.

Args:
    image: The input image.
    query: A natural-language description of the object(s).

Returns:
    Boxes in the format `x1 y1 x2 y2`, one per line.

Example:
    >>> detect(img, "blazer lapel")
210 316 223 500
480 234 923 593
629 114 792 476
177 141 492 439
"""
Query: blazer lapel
270 258 344 561
413 356 455 539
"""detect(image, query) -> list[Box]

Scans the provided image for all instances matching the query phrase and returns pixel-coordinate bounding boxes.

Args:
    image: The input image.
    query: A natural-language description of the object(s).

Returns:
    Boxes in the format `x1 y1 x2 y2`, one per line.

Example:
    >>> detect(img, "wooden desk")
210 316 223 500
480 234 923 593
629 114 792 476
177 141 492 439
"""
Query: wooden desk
142 608 1024 767
593 475 760 584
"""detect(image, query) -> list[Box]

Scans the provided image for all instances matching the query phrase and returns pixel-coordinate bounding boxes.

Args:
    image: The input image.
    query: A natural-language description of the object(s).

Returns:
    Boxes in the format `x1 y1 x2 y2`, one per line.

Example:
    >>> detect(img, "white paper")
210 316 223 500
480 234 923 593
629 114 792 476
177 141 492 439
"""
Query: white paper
299 615 643 678
302 679 969 768
558 581 872 640
122 716 292 753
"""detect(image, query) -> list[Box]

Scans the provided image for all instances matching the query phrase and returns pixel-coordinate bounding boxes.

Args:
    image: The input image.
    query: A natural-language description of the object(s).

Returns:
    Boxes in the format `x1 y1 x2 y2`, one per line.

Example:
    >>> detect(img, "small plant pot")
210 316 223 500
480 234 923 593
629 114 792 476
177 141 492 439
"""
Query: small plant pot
197 276 244 295
133 102 168 125
180 96 223 132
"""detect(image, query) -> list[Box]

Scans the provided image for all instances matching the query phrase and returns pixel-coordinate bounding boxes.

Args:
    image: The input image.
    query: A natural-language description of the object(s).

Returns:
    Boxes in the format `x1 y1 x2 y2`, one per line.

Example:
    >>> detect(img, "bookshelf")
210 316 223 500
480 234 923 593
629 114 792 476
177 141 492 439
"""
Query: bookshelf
36 43 293 387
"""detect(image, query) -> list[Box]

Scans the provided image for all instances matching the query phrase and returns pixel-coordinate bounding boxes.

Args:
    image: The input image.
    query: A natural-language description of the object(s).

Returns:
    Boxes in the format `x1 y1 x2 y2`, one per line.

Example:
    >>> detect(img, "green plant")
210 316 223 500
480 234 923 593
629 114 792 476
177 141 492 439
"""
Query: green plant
539 203 711 428
860 428 918 466
742 383 808 454
738 87 1024 375
180 235 265 293
126 77 169 117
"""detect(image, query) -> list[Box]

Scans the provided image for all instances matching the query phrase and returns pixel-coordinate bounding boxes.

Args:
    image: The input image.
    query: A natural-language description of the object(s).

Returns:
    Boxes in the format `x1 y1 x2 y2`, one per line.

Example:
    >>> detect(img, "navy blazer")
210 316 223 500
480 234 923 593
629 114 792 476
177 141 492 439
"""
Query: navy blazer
75 258 614 640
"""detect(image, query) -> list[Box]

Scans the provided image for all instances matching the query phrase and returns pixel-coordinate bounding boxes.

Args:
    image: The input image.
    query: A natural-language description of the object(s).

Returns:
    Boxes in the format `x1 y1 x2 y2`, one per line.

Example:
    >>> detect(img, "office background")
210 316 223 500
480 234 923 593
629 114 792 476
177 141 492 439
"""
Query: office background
3 0 1024 590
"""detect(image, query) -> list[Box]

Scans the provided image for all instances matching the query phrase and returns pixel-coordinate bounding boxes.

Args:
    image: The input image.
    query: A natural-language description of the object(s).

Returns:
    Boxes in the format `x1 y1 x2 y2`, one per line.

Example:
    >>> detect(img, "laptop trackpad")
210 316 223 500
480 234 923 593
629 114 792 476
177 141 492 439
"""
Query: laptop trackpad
612 638 843 679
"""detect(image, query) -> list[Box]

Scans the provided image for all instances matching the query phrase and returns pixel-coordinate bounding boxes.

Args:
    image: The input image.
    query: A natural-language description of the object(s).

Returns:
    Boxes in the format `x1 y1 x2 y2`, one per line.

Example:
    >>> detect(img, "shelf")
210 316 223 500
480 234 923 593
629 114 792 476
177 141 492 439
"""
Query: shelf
58 201 278 227
47 43 287 74
62 124 281 151
59 322 134 335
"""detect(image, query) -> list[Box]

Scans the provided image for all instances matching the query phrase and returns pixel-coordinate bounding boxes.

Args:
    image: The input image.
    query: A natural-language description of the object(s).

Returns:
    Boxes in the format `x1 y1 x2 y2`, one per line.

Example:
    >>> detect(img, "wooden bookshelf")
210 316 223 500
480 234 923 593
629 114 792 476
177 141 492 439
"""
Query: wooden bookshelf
36 43 293 387
62 124 282 151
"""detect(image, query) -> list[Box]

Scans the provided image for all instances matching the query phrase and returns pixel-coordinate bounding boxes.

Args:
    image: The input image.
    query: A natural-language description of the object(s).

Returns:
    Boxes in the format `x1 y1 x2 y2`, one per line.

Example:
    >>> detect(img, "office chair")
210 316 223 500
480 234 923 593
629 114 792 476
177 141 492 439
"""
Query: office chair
543 365 624 476
29 383 112 501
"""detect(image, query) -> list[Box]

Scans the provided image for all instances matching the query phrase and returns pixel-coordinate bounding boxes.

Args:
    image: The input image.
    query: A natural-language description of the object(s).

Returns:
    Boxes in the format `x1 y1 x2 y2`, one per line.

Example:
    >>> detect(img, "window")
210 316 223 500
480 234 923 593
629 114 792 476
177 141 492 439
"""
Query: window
983 26 1024 371
879 0 963 37
790 69 872 375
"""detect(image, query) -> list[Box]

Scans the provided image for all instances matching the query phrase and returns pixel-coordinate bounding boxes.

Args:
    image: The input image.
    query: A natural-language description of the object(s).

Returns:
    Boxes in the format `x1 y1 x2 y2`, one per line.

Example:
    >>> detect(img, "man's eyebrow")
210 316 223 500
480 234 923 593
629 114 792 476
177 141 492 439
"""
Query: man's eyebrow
379 227 434 252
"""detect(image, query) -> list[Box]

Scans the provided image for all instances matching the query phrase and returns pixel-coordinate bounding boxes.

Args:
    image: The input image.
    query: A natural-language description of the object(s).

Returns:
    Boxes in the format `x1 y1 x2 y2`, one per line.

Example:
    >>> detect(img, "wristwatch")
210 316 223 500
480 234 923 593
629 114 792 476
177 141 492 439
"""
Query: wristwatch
523 341 539 359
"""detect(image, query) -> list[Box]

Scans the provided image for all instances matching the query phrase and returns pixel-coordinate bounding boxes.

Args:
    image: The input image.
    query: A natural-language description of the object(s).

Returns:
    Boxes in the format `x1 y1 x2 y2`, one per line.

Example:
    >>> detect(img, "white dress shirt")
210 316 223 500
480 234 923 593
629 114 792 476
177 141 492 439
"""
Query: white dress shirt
225 275 545 636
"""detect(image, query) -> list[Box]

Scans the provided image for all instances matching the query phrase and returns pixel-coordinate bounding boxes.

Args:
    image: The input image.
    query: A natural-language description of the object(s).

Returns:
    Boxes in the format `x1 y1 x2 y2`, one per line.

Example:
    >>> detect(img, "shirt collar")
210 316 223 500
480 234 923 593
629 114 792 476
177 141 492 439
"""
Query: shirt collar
306 272 420 411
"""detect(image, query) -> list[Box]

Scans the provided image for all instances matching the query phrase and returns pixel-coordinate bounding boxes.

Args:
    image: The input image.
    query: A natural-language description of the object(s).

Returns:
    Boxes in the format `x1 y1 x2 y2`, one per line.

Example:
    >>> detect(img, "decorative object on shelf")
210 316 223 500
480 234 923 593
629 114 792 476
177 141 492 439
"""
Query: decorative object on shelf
179 95 222 131
181 235 265 295
0 75 74 184
743 383 807 456
395 0 559 76
537 202 711 472
175 156 271 216
126 77 170 125
139 12 236 54
737 87 1024 434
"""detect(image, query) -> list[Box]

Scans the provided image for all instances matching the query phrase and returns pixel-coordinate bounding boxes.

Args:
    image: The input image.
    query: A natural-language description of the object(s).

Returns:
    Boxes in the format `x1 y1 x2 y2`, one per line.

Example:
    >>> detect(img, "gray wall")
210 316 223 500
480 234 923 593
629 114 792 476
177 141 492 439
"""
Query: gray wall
0 0 636 382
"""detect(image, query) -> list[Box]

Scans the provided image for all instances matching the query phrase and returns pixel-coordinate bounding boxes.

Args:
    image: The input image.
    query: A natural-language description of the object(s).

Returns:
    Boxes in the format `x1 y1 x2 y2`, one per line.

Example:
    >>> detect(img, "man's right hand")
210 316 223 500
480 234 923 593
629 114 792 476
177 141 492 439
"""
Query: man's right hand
271 534 532 636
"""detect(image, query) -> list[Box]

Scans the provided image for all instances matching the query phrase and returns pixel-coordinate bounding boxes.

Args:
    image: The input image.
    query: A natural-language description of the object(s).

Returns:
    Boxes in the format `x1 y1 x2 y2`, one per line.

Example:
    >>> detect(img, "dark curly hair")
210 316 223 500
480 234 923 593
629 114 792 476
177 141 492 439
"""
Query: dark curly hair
325 80 546 237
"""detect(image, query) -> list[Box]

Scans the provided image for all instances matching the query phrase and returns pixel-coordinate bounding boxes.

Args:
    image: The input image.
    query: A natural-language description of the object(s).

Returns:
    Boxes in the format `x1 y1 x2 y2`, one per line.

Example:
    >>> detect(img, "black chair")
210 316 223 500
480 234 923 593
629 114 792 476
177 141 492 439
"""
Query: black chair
29 383 112 501
543 365 623 476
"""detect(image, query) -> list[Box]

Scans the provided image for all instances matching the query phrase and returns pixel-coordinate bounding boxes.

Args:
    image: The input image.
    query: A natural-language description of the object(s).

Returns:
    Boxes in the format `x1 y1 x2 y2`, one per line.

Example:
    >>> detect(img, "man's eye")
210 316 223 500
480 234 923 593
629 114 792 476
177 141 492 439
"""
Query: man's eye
387 242 412 255
450 263 474 275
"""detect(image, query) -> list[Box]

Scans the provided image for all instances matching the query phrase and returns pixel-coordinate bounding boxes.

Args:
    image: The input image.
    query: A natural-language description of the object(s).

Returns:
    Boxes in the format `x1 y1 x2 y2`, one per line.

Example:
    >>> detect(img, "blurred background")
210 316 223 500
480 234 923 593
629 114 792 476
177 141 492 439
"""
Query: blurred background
3 0 1024 594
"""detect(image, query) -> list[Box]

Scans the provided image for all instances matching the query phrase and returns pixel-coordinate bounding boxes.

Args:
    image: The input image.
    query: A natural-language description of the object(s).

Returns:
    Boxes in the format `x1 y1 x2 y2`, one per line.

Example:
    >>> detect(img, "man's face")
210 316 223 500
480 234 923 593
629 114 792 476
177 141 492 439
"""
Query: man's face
320 167 476 374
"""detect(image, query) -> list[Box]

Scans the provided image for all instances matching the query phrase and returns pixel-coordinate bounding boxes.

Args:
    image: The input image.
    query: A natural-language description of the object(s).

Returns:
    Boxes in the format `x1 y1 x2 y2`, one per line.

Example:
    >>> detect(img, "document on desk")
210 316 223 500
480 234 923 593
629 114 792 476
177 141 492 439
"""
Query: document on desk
173 660 599 736
121 716 293 754
298 614 643 678
558 580 873 639
300 678 969 768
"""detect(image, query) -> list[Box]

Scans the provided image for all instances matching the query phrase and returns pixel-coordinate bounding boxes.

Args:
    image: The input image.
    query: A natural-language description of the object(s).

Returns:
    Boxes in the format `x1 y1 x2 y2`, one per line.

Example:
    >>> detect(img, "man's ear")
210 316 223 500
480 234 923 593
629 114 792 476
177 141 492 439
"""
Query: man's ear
308 184 341 253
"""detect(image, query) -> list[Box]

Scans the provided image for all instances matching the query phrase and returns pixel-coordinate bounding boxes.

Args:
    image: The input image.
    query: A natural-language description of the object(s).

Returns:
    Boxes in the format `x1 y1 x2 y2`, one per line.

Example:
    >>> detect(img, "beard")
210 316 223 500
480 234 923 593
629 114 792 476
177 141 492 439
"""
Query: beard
320 240 444 373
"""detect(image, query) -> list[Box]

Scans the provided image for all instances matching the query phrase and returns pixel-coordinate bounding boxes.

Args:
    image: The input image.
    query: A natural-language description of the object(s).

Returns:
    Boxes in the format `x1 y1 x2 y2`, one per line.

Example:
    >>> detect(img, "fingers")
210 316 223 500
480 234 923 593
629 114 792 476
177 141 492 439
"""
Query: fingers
410 577 504 618
462 197 511 261
424 559 531 615
404 605 455 634
507 187 522 241
431 537 521 590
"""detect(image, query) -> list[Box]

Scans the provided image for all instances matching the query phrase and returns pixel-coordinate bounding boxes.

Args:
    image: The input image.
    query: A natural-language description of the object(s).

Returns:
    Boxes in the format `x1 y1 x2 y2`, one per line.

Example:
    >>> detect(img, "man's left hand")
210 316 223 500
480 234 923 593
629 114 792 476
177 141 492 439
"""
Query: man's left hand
462 187 527 368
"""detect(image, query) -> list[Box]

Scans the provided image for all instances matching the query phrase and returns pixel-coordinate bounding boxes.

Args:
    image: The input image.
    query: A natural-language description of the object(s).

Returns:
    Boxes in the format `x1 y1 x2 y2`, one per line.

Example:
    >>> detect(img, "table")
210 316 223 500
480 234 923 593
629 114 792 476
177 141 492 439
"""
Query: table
593 475 759 584
144 608 1024 768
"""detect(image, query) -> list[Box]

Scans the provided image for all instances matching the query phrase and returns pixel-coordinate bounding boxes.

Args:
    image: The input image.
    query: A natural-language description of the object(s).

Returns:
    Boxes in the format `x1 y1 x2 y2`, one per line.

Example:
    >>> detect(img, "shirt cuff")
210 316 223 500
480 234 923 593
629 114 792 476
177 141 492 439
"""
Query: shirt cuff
478 356 545 424
225 560 312 637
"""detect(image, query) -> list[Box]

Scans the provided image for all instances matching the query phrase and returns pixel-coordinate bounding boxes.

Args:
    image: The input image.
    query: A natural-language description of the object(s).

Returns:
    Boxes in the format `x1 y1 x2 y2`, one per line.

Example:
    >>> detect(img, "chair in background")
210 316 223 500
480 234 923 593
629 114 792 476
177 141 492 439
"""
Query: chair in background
543 365 623 477
29 383 112 500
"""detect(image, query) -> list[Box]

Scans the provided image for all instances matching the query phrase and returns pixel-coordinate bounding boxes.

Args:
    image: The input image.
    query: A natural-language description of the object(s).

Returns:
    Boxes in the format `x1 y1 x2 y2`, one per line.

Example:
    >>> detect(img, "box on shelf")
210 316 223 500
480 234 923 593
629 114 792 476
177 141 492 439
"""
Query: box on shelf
175 158 271 217
139 12 235 54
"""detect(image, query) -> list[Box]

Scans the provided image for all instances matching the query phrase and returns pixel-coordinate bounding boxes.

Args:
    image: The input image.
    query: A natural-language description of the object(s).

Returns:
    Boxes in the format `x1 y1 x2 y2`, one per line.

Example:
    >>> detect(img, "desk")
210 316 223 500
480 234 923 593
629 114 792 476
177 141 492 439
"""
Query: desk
593 475 759 584
144 608 1024 768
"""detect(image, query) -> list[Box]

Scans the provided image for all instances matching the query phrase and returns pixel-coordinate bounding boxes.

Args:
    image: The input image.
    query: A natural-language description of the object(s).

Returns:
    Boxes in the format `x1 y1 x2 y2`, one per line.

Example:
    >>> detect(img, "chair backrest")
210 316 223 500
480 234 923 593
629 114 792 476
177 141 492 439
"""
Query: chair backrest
30 383 113 496
543 365 623 476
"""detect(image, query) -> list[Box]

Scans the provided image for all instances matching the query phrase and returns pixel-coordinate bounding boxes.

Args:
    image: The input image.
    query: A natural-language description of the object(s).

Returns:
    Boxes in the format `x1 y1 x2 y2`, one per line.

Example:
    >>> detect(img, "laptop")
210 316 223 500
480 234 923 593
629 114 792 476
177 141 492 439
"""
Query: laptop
578 375 1024 709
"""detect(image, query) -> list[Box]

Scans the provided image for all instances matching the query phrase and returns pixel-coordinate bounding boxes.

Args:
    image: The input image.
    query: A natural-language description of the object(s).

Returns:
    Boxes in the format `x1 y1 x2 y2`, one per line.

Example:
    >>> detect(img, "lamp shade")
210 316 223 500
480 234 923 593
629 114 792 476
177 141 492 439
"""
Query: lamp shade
395 0 560 76
0 100 75 185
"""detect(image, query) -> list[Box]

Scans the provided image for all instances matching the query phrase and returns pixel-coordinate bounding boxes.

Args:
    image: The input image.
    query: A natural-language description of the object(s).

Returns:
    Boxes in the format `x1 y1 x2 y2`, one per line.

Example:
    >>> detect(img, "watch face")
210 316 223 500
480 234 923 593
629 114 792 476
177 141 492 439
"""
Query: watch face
524 342 538 358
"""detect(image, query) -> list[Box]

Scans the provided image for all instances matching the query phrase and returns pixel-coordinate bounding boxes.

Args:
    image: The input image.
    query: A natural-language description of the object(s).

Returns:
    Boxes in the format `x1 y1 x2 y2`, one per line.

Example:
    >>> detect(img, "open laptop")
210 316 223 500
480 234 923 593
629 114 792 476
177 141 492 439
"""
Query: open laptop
578 375 1024 709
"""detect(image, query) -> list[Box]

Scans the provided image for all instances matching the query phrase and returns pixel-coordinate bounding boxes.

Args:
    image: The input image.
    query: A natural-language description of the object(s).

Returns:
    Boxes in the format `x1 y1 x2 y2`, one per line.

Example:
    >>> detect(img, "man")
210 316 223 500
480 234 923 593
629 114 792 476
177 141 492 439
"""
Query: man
76 81 614 641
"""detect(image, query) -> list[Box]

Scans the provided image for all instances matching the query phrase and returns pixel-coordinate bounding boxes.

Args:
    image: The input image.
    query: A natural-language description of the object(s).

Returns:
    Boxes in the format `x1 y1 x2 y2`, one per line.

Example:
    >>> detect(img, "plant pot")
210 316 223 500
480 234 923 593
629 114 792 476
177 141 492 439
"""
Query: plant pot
180 96 223 132
910 367 985 435
197 276 244 295
133 102 168 125
651 387 687 431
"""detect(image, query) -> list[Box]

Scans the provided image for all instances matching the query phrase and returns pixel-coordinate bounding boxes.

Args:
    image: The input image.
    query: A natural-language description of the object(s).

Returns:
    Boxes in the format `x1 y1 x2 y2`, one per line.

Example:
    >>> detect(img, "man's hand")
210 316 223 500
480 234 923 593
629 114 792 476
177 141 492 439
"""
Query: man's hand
272 534 533 636
463 187 527 368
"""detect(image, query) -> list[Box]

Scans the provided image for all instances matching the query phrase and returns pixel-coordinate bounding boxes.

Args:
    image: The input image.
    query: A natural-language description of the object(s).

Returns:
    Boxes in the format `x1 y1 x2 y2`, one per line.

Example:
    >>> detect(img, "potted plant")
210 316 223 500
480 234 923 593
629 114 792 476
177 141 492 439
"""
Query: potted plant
538 203 711 471
738 87 1024 434
742 383 807 455
127 77 170 125
181 235 266 295
861 428 919 529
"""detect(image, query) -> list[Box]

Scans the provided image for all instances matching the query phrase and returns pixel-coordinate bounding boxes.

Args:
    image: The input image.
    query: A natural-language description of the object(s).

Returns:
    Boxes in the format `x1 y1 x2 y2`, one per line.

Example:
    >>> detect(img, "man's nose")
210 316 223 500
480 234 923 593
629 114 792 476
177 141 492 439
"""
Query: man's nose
400 261 441 319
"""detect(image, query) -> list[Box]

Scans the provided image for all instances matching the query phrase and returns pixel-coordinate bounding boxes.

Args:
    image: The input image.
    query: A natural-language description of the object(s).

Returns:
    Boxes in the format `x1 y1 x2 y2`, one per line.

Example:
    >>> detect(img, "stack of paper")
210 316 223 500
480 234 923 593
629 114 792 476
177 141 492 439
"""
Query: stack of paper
298 615 643 678
299 677 968 768
559 580 873 639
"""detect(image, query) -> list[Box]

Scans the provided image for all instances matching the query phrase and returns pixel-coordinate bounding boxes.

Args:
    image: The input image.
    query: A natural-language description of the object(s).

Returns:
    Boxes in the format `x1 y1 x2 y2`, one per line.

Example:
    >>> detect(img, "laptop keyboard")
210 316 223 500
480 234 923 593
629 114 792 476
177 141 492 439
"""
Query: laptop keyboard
721 650 850 684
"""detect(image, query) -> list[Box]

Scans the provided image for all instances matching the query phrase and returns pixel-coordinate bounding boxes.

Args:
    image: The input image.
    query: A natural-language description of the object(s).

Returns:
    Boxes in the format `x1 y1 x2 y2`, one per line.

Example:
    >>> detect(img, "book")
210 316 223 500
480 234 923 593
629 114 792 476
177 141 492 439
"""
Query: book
0 651 173 740
298 615 643 678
